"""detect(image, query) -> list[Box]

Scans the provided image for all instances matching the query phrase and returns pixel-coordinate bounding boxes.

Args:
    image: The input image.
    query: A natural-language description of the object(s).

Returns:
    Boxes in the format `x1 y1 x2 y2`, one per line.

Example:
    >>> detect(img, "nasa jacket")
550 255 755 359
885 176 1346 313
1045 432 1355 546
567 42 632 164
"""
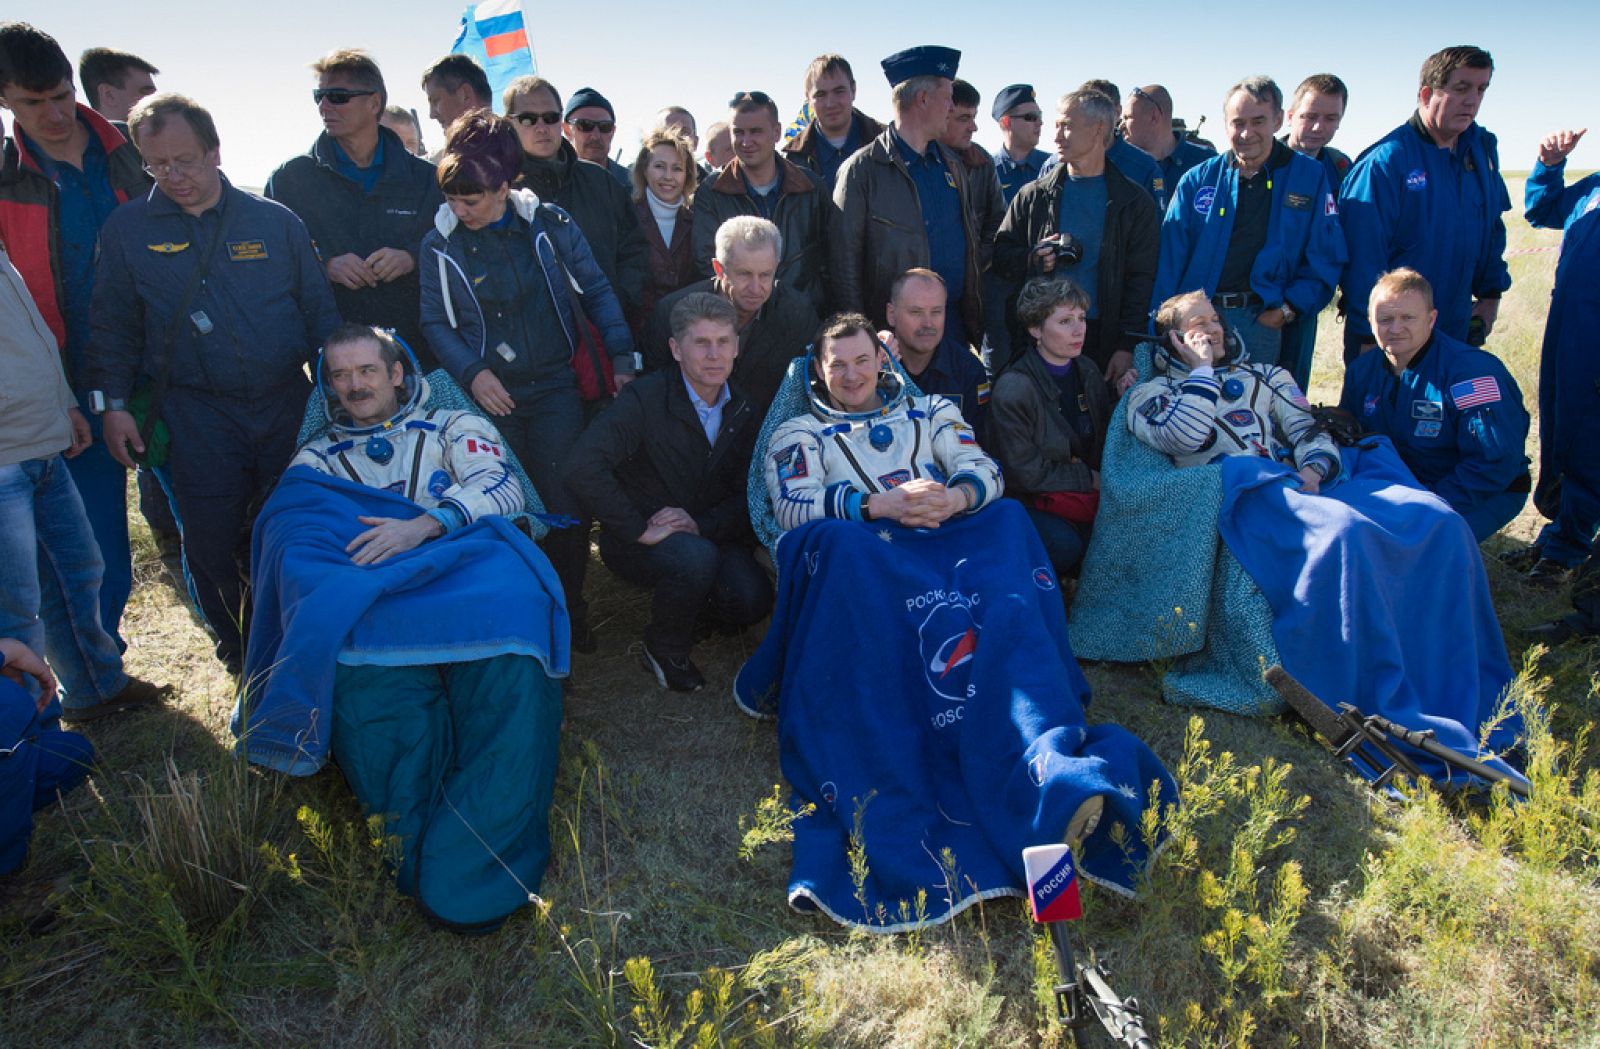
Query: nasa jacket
263 126 442 363
419 188 635 393
1338 114 1512 342
85 176 340 400
1338 331 1529 521
1152 144 1347 320
765 370 1001 532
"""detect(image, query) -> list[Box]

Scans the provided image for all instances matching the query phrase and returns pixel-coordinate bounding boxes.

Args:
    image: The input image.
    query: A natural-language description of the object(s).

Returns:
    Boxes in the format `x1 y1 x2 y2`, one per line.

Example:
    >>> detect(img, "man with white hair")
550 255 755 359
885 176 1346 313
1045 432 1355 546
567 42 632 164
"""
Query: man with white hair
643 215 818 413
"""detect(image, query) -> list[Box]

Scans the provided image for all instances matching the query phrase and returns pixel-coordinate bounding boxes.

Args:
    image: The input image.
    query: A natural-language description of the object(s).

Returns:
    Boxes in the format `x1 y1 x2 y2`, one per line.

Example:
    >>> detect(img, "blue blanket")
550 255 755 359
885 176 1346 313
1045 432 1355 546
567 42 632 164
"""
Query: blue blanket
1219 440 1523 784
235 467 569 775
734 501 1175 932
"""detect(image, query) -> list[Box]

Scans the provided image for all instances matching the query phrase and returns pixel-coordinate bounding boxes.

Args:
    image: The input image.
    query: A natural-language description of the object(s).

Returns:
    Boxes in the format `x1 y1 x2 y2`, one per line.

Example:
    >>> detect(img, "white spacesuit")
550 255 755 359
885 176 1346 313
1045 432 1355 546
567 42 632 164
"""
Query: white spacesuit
1125 353 1341 481
764 370 1003 532
292 374 524 530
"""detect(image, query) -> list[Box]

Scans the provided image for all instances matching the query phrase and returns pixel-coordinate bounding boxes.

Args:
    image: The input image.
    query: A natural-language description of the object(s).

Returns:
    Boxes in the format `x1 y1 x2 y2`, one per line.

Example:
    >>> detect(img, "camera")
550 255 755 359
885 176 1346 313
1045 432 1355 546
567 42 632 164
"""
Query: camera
1049 233 1084 267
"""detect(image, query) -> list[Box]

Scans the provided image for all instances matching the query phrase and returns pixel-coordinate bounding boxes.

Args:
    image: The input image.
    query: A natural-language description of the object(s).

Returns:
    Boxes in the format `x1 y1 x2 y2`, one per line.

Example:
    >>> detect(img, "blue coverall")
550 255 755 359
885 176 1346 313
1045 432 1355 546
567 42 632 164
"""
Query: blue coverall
1339 330 1530 541
1524 158 1600 565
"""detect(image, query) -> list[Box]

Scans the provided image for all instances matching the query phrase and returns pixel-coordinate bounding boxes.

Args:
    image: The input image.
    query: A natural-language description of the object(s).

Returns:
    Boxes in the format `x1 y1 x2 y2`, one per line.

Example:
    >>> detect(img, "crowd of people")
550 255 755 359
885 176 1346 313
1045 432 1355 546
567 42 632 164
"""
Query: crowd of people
2 20 1596 933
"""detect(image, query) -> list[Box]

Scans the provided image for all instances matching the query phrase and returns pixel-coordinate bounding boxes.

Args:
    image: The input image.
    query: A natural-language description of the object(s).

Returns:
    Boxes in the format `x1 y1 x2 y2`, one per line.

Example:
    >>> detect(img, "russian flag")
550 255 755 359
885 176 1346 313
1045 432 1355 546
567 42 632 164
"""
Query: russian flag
1023 843 1083 923
452 2 536 112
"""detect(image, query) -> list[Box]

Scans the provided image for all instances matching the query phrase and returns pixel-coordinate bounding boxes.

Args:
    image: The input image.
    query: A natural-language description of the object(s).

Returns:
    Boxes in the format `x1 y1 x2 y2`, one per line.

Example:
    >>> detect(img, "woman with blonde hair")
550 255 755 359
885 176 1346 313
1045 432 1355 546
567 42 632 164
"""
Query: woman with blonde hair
629 126 699 332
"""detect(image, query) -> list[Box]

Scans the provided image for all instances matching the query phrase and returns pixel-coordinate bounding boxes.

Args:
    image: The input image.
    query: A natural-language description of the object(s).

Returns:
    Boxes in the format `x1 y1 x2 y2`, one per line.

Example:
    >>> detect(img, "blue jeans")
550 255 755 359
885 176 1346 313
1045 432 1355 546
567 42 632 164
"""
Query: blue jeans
1218 304 1283 367
598 530 773 657
1279 313 1319 394
1023 504 1088 579
0 456 127 712
64 402 130 649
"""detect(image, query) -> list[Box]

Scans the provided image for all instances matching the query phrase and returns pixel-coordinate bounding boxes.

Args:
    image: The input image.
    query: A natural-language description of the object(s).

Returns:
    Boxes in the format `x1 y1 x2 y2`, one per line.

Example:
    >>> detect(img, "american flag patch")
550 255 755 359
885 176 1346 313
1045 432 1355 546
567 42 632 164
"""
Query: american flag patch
1450 376 1501 410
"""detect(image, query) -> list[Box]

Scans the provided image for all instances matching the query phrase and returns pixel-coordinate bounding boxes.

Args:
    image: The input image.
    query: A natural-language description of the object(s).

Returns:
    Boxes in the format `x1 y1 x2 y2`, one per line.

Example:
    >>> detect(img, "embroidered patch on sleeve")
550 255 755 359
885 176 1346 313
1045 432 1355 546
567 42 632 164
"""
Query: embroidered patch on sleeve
774 442 809 481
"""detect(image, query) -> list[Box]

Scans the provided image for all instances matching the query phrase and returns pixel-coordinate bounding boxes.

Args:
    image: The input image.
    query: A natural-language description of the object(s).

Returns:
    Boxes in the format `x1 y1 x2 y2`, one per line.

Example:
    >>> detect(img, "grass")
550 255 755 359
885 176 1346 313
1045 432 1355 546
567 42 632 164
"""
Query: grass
3 177 1599 1047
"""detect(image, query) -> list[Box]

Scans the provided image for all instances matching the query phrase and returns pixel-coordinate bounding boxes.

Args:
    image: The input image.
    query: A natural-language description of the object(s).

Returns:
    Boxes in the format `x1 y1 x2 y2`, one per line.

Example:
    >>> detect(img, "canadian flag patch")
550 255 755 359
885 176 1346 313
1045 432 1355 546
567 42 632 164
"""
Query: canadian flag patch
466 438 502 458
1324 194 1338 216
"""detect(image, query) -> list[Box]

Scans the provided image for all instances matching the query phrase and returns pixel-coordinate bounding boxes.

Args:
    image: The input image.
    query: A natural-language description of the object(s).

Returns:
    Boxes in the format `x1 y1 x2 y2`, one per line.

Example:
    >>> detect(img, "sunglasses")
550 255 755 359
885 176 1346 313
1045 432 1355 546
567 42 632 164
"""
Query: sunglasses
513 111 562 127
569 118 615 134
313 88 377 105
1008 111 1043 123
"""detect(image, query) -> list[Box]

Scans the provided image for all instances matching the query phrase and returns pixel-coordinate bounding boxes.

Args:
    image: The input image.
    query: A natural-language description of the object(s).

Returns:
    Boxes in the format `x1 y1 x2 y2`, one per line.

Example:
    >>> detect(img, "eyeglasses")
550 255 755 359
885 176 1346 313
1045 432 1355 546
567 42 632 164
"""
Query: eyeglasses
1008 111 1043 123
313 88 377 105
513 111 562 127
727 90 774 108
568 118 615 134
142 155 209 181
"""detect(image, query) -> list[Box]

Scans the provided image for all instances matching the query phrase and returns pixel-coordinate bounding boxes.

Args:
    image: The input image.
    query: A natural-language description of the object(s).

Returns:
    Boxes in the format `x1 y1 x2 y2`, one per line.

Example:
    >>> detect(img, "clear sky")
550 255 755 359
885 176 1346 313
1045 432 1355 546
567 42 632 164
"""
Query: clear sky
8 0 1597 188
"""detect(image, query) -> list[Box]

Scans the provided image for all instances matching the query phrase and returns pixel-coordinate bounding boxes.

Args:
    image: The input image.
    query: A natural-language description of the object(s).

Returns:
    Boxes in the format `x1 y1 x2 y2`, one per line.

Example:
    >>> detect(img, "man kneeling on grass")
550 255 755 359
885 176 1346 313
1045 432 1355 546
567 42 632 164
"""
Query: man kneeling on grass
235 324 567 933
733 313 1174 932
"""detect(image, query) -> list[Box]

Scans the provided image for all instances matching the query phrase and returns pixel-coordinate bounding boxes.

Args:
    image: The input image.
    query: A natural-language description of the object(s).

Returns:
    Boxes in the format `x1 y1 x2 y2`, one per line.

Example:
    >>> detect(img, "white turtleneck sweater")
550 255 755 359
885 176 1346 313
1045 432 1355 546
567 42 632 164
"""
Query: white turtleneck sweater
646 189 683 244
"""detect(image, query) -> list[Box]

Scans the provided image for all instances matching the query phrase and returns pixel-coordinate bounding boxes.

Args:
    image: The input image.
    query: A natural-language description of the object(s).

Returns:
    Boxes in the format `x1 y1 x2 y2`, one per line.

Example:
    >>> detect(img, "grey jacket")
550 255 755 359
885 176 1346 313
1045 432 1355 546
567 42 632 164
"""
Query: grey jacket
1 242 75 465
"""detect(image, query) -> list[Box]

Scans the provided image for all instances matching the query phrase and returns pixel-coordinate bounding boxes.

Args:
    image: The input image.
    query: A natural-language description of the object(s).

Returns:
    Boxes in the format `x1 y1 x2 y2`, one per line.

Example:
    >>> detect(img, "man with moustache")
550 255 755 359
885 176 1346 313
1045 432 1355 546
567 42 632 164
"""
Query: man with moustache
880 268 990 440
563 87 630 187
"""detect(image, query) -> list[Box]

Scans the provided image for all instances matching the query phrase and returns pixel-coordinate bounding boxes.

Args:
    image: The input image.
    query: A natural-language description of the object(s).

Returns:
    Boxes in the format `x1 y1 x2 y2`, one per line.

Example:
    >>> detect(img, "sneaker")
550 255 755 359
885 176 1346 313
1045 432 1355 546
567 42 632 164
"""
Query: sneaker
1064 795 1105 847
1525 558 1573 589
60 676 170 723
639 642 705 692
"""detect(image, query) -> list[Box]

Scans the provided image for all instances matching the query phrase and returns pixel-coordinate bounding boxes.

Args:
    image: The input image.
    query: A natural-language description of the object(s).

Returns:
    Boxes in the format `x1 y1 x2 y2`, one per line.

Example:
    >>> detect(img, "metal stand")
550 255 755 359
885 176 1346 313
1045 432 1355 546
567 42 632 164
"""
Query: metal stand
1048 922 1155 1048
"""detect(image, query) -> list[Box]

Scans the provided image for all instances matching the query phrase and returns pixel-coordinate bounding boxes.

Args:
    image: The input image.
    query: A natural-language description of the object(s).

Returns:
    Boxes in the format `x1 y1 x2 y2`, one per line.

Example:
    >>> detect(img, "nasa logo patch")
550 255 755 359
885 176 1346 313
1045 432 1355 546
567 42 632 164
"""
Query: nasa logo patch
1194 185 1217 215
1363 393 1379 417
1405 168 1428 191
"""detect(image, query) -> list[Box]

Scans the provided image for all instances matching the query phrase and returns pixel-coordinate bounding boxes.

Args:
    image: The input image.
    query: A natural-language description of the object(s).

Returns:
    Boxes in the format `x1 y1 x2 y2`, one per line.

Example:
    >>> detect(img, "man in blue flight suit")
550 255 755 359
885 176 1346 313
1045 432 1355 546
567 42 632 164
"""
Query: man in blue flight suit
991 84 1049 207
1338 46 1510 362
1151 76 1346 370
882 268 991 442
1520 126 1600 584
1278 73 1353 391
87 94 341 673
1120 84 1216 200
265 48 441 369
1339 268 1529 542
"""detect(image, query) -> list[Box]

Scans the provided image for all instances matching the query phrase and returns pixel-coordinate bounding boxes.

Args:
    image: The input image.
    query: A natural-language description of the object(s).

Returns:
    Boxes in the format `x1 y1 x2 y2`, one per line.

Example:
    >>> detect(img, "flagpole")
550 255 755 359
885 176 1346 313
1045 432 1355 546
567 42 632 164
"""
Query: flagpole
520 1 541 74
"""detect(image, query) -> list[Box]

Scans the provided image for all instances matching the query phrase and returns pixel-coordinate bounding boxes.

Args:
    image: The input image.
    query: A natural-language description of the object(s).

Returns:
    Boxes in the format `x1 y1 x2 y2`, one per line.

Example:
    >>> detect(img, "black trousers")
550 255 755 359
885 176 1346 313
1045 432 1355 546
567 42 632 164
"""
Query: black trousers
597 529 772 657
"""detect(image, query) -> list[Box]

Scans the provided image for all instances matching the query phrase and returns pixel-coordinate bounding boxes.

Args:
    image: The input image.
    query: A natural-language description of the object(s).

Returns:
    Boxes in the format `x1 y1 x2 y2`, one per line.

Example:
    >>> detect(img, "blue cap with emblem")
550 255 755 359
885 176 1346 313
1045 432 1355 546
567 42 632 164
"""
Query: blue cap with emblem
991 84 1036 121
880 46 960 88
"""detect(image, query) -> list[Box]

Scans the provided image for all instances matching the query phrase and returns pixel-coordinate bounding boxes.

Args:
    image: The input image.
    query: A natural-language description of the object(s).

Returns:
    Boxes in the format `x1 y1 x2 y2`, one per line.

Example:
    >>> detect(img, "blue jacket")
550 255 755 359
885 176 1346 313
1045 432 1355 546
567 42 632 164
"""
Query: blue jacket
1152 145 1346 317
1525 158 1600 286
86 177 340 399
419 189 633 391
263 127 442 362
1339 331 1529 521
1338 115 1511 342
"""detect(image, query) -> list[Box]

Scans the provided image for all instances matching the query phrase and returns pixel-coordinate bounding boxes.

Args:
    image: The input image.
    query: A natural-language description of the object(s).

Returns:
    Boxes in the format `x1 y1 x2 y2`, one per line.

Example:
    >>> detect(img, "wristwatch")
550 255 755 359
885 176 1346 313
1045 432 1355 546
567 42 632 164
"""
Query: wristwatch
87 391 127 415
1278 304 1298 324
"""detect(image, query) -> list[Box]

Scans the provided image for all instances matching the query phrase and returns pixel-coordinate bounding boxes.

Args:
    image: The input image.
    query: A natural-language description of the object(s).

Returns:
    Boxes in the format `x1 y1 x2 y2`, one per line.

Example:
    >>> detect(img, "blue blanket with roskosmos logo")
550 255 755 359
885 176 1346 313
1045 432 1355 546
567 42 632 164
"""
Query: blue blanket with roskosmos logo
1218 438 1524 785
233 467 569 776
734 500 1176 932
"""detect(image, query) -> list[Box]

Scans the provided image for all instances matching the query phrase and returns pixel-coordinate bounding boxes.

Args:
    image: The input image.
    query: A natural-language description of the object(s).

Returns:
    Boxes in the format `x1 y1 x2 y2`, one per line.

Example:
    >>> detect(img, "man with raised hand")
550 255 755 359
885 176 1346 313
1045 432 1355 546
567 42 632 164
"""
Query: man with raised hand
1338 46 1510 361
831 45 987 343
782 53 884 191
694 90 827 311
266 49 440 368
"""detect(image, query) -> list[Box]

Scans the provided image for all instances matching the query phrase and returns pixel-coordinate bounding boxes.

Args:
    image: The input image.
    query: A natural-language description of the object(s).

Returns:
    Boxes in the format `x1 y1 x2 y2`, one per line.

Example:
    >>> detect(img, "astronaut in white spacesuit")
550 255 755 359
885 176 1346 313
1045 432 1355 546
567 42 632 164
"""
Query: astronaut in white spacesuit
764 313 1003 532
1125 290 1340 489
292 324 525 561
